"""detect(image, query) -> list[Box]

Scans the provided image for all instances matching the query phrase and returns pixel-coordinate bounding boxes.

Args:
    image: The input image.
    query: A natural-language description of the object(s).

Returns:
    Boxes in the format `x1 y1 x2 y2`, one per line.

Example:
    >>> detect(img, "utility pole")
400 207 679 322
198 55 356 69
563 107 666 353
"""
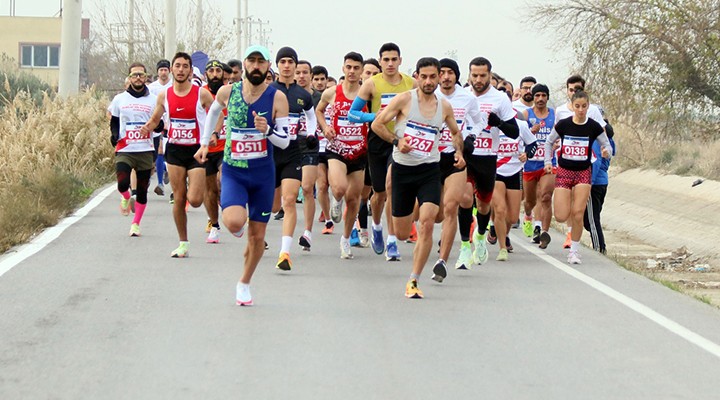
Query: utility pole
58 0 82 96
195 0 203 51
165 0 176 60
128 0 135 61
235 0 243 58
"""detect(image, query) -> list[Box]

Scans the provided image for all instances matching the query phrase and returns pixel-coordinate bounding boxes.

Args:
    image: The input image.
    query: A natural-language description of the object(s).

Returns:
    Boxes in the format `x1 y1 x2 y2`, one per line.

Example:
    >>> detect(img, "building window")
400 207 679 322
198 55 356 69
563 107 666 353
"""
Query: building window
19 44 60 68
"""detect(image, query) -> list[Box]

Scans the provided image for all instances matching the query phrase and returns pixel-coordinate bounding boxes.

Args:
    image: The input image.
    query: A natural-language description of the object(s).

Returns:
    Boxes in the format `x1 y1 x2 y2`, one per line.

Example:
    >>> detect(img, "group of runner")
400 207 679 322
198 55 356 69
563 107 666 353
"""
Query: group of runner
107 42 616 305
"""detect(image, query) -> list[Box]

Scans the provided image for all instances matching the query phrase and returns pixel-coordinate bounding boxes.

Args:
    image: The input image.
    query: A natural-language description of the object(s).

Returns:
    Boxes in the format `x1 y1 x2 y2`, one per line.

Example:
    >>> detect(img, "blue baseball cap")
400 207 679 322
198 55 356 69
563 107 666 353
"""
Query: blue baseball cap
244 45 271 61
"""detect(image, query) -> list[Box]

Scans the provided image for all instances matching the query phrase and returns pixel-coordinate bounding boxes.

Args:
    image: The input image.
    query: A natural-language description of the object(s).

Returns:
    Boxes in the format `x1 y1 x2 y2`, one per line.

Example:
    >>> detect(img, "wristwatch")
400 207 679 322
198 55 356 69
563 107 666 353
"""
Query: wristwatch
392 138 399 147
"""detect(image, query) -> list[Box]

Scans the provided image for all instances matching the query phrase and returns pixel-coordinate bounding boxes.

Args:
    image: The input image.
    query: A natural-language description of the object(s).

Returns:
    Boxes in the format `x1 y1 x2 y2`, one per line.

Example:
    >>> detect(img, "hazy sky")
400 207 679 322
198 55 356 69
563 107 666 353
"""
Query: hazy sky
5 0 575 90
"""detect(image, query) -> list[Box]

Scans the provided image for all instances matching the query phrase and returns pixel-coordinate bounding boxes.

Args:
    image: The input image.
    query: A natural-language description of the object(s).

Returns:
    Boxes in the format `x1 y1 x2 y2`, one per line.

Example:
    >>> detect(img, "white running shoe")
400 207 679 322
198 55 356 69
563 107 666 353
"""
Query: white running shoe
472 231 489 265
330 197 344 224
455 243 473 270
236 283 253 306
568 251 582 265
340 237 353 259
206 227 220 243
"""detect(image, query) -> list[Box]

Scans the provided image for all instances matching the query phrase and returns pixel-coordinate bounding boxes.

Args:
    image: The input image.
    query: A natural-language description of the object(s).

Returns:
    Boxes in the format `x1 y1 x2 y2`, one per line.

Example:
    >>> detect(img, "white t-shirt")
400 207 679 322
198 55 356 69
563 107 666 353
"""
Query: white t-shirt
148 79 172 96
435 84 486 153
496 120 537 177
555 103 607 128
512 99 532 112
471 86 517 156
108 91 158 153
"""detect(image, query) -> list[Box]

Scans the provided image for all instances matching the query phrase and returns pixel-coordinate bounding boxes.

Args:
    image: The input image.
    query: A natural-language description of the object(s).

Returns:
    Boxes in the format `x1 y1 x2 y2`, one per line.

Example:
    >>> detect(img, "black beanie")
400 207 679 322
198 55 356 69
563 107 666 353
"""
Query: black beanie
156 59 170 70
532 83 550 97
276 47 298 64
439 58 461 84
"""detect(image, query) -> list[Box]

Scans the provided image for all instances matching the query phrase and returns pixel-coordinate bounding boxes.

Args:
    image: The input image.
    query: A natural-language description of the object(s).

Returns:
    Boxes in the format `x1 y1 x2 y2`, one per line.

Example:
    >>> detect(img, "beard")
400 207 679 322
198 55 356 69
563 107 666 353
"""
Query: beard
207 78 223 94
473 81 489 94
246 69 266 86
421 84 436 95
131 82 145 92
523 92 533 102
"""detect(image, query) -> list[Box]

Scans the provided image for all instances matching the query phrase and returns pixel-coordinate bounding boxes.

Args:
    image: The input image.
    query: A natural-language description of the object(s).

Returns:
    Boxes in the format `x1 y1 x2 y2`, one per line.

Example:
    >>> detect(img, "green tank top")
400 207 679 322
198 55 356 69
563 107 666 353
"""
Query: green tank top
370 72 414 133
224 82 250 168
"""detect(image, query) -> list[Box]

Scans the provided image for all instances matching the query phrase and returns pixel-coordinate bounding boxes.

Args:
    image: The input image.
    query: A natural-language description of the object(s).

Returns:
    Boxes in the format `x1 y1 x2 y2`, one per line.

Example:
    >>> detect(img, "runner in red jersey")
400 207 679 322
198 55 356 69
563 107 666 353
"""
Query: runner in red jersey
316 52 368 259
142 52 214 258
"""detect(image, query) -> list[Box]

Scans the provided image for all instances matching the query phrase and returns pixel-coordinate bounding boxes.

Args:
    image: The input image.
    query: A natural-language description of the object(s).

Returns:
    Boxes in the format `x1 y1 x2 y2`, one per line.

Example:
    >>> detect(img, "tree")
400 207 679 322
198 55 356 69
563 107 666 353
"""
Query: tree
84 0 234 92
529 0 720 141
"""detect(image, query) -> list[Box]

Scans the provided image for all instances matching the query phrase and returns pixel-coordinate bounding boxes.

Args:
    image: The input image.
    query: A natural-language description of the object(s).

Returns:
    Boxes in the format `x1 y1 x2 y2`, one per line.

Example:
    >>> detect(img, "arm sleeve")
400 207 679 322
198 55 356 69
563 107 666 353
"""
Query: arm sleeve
544 129 560 166
595 131 612 161
303 106 318 136
605 121 615 139
348 96 376 123
201 100 223 146
498 117 520 139
269 116 290 149
153 119 165 133
519 122 537 158
110 116 120 146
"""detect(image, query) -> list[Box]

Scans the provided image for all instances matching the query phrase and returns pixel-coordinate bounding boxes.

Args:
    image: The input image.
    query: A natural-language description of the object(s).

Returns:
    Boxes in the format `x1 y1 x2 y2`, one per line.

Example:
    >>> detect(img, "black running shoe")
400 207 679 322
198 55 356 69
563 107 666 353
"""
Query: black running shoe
274 208 285 220
506 237 513 253
539 231 551 249
532 226 541 244
487 225 497 245
431 259 448 283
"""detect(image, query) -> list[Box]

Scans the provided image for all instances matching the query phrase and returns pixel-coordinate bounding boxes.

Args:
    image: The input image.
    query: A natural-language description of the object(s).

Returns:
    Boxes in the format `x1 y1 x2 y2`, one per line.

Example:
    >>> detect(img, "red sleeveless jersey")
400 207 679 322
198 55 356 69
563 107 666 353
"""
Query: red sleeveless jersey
327 84 367 161
167 85 201 146
202 84 228 153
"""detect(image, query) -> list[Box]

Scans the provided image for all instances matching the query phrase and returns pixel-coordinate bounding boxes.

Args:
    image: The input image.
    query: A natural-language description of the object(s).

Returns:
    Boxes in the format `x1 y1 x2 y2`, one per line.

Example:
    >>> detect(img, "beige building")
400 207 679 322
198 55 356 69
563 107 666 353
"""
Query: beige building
0 16 89 87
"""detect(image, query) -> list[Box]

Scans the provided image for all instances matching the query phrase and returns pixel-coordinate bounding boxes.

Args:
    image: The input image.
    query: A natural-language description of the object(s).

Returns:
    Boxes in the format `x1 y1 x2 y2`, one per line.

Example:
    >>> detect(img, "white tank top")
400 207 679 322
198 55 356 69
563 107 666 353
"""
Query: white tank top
393 90 444 166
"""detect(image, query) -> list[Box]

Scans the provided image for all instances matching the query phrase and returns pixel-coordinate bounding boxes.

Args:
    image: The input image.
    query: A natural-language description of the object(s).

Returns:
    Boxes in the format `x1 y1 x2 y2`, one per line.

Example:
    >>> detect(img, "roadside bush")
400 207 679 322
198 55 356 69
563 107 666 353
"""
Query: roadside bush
0 89 112 253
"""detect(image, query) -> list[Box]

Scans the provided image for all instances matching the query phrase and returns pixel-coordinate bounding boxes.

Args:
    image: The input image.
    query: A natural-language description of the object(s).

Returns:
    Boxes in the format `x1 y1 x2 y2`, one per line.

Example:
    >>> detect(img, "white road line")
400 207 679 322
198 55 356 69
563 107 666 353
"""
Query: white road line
512 233 720 359
0 184 115 278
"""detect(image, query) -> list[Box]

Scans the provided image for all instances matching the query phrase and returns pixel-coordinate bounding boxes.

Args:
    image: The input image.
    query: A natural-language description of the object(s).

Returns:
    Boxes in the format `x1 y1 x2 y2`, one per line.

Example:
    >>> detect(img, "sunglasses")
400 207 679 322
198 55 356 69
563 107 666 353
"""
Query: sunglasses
128 72 148 78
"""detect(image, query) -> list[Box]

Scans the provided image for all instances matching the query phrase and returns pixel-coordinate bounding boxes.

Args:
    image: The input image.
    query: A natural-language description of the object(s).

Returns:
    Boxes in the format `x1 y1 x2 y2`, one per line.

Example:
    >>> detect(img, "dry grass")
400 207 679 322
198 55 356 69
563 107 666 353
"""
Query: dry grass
612 119 720 180
0 85 113 253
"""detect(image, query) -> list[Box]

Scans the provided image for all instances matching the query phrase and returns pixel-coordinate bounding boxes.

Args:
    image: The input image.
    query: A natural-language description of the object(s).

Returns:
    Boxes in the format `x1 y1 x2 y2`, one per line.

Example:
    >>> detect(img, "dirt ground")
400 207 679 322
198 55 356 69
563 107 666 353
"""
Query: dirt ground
582 168 720 306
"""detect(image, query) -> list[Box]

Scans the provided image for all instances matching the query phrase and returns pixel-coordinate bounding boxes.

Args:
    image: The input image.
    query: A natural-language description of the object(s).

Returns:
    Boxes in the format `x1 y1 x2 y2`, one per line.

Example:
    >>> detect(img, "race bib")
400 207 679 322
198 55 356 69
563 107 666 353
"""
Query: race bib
380 93 396 111
561 135 589 161
336 117 365 144
472 136 494 156
169 118 198 145
403 121 437 157
287 113 300 140
124 121 151 145
230 128 268 160
439 108 466 152
497 135 519 158
532 144 546 161
218 116 228 140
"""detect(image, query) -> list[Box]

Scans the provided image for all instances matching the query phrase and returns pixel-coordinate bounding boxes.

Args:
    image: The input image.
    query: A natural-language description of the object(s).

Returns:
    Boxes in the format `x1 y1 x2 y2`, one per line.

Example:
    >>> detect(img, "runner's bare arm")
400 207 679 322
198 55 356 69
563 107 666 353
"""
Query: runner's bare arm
316 88 336 139
370 91 409 144
443 100 463 156
141 91 166 136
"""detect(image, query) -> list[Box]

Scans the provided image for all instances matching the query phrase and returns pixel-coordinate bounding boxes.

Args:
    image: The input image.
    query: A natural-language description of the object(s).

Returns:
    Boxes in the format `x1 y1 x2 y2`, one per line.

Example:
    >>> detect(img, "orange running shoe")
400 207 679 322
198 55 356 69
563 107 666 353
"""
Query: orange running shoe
276 252 292 271
406 222 418 243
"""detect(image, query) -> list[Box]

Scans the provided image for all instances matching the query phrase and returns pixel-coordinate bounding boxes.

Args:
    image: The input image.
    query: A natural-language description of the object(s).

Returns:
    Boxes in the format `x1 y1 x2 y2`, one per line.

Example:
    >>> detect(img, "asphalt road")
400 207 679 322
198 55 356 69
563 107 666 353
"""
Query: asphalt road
1 184 720 399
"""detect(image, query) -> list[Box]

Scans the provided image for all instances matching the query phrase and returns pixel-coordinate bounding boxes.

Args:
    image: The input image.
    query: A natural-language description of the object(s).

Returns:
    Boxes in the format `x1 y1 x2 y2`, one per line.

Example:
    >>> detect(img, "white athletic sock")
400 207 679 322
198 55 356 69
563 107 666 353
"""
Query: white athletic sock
387 235 397 243
372 223 382 231
571 241 580 253
281 236 292 253
303 230 312 240
341 235 349 243
534 221 542 228
568 226 573 233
